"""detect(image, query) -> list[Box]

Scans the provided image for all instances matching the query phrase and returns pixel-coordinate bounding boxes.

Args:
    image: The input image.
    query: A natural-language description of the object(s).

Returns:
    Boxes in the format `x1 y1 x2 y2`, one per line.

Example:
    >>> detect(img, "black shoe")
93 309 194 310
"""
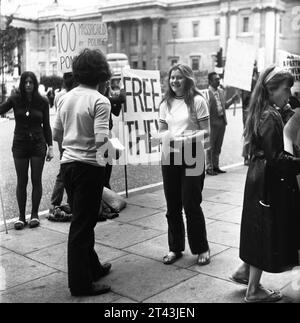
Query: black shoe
98 215 107 222
97 263 112 279
206 169 218 176
214 168 226 174
71 284 111 297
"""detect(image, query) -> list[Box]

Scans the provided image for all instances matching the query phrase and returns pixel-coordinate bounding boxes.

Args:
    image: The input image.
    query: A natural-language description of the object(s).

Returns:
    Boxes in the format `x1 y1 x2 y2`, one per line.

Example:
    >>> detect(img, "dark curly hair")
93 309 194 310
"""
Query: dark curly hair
72 49 112 87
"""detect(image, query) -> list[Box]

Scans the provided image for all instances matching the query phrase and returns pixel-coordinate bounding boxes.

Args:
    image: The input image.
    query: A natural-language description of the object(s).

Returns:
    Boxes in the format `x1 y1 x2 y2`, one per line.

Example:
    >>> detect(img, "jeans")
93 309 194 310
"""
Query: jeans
162 152 209 255
61 162 106 292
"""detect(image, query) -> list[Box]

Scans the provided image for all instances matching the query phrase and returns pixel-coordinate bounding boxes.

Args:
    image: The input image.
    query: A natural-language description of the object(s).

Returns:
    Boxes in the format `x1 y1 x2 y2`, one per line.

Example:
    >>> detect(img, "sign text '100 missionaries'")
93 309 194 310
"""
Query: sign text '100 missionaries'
55 22 108 73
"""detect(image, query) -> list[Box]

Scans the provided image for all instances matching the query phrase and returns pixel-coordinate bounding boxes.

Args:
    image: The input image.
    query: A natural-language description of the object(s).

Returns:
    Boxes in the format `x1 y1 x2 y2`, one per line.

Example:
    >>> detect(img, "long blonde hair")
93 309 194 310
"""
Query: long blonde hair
162 63 204 122
244 65 294 148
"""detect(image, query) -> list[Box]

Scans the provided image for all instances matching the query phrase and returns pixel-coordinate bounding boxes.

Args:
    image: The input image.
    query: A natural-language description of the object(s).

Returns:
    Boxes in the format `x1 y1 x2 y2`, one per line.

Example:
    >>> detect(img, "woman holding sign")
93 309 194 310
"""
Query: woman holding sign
232 66 300 303
158 63 211 266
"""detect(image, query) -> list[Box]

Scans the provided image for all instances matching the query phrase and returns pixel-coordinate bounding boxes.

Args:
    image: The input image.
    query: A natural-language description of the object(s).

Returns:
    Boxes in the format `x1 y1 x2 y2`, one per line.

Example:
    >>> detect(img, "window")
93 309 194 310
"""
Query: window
279 17 283 34
51 35 56 47
40 36 45 48
171 23 178 39
191 57 200 71
143 61 147 70
51 62 57 75
193 22 199 38
39 62 46 76
215 19 220 36
242 17 249 33
130 25 138 44
132 61 138 69
171 58 178 66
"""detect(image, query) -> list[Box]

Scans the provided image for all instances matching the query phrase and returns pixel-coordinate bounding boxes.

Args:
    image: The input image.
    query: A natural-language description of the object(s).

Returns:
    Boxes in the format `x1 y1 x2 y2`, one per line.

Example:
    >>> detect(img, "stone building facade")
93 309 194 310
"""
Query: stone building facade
3 0 300 80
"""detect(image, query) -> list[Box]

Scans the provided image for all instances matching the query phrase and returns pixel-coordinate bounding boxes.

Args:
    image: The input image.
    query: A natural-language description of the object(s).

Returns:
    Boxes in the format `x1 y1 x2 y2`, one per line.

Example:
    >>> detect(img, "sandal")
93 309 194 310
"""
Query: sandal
14 220 27 231
244 289 283 303
197 250 210 266
29 218 40 229
163 252 182 265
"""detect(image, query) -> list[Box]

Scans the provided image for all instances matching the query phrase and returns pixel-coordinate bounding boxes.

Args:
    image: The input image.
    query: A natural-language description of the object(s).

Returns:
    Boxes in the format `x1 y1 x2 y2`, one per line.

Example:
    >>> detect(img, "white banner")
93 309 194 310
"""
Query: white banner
55 21 108 73
120 69 162 165
277 50 300 93
224 39 256 91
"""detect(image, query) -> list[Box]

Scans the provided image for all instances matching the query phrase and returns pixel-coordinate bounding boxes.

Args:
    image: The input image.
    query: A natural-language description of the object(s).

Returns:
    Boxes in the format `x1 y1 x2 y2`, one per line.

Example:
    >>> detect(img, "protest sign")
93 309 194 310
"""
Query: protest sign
55 21 107 73
277 50 300 92
223 39 256 91
120 69 162 165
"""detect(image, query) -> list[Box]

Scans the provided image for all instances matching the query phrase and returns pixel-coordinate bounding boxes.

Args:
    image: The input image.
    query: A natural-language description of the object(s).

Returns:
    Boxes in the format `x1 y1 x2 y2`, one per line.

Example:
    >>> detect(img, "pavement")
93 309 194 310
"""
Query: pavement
0 165 300 304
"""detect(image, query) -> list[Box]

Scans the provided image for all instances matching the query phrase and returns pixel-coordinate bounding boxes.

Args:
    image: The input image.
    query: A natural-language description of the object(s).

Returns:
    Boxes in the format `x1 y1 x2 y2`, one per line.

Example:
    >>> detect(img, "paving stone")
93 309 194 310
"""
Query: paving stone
202 201 237 218
145 274 245 303
209 207 242 224
130 211 215 233
114 204 161 223
204 180 245 193
112 297 138 303
204 191 244 207
0 272 120 303
129 212 168 232
202 188 226 199
207 221 240 248
40 219 71 234
281 281 300 303
94 222 164 249
189 248 242 281
99 254 197 302
0 228 67 255
0 252 57 292
41 217 112 235
0 247 10 256
124 234 229 269
27 242 127 273
126 193 166 209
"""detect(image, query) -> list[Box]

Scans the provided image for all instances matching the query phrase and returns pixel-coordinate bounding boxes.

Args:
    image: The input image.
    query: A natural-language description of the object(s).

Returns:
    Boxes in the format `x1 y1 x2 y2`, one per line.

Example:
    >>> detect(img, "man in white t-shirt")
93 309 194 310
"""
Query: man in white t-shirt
53 49 112 297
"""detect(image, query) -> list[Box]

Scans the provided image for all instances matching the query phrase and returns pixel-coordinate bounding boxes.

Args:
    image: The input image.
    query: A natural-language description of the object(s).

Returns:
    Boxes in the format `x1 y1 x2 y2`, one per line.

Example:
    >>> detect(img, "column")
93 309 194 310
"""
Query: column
265 8 276 65
116 22 122 53
152 18 159 70
253 7 262 50
220 12 227 53
229 10 238 40
138 19 143 69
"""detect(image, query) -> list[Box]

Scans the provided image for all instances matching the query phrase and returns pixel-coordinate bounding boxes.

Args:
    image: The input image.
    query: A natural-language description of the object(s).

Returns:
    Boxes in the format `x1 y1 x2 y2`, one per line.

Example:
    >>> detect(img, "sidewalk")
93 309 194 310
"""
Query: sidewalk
0 166 299 303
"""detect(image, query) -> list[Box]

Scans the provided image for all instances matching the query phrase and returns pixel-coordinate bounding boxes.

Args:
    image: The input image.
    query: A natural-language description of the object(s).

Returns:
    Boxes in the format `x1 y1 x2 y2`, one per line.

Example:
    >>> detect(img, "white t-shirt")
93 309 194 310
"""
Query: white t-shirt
159 95 209 137
53 85 111 167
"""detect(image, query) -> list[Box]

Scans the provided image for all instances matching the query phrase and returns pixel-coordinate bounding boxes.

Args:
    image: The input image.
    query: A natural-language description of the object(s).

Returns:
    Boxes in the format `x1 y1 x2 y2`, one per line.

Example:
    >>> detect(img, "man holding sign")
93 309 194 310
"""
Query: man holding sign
206 72 239 175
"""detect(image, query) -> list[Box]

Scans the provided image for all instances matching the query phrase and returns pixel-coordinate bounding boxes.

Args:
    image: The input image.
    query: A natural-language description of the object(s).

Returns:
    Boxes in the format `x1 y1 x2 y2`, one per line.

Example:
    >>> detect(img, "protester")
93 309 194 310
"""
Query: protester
0 71 53 230
206 72 239 175
53 49 112 297
158 63 211 266
241 66 259 165
48 73 76 221
231 65 300 303
103 84 125 190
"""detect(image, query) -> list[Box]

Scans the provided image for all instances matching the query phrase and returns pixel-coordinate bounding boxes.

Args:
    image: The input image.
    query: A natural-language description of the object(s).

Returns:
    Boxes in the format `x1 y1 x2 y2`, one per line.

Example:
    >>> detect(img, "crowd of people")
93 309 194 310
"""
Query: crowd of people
1 48 300 302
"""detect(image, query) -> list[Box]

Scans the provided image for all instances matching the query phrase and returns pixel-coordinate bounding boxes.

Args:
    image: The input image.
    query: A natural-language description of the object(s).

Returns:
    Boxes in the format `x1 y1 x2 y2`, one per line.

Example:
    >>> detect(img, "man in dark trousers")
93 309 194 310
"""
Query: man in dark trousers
206 72 239 175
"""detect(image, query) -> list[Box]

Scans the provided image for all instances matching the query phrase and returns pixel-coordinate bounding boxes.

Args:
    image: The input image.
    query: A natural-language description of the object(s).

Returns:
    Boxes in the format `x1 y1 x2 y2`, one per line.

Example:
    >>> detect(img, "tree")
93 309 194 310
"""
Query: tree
0 15 24 74
40 75 63 91
0 15 24 101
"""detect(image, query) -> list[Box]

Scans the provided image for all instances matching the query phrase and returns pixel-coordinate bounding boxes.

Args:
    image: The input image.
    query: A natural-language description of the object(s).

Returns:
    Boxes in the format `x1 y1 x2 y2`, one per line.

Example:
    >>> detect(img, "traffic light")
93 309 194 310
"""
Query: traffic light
216 48 223 68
